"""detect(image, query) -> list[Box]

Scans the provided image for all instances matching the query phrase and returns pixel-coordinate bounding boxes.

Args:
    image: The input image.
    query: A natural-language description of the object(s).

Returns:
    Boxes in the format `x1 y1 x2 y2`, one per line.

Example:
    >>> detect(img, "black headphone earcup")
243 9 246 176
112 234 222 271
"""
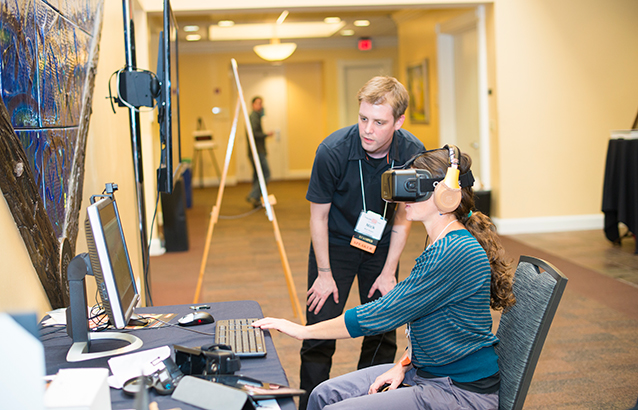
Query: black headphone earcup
433 181 462 213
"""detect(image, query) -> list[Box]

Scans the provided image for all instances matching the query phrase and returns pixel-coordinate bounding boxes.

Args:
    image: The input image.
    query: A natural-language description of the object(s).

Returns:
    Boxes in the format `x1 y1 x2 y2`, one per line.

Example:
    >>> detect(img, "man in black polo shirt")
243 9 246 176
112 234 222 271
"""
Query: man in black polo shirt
300 76 425 409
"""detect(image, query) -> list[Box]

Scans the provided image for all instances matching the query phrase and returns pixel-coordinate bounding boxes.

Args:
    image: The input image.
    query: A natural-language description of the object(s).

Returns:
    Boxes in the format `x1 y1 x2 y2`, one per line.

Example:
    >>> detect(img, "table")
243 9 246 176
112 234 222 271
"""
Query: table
41 300 295 410
191 130 221 188
602 136 638 253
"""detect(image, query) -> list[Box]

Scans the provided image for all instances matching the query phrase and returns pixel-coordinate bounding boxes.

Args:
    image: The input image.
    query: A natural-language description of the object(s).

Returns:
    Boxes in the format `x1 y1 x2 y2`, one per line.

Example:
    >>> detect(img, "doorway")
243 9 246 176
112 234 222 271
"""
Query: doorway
235 64 289 182
437 7 490 189
337 59 393 128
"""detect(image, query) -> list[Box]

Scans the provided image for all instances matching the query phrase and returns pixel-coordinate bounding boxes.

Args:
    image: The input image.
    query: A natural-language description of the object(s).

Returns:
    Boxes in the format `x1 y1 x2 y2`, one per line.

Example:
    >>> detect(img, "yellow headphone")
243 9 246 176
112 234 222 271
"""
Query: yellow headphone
433 145 462 213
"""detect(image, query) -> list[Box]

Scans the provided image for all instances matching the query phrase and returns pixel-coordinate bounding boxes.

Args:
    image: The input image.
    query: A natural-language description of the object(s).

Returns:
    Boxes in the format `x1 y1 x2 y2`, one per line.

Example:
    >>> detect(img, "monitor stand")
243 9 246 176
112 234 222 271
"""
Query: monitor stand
66 253 143 362
67 332 143 362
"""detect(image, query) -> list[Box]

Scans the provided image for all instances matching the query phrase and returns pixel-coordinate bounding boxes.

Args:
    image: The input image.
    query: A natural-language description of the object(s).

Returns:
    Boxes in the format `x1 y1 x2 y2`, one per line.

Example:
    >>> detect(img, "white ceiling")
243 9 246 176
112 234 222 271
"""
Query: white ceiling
141 2 476 54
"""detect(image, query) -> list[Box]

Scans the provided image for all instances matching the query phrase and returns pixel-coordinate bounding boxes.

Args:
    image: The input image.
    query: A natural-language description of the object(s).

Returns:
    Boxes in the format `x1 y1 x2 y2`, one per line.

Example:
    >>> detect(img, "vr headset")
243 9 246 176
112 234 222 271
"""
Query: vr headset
381 147 475 204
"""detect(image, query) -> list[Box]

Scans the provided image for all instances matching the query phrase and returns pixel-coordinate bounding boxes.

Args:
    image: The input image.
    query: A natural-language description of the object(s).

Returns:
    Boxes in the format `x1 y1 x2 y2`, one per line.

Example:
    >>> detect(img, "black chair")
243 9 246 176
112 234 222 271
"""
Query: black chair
495 256 568 410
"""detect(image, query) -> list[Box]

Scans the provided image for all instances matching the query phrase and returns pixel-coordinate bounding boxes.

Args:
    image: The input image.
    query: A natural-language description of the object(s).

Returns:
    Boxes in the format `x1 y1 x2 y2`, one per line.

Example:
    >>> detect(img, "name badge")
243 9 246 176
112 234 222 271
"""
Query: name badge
350 211 387 254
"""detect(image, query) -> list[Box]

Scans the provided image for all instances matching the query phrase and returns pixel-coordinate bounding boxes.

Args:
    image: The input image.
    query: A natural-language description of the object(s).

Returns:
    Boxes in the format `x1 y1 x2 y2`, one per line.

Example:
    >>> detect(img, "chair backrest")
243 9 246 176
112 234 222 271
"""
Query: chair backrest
495 255 568 410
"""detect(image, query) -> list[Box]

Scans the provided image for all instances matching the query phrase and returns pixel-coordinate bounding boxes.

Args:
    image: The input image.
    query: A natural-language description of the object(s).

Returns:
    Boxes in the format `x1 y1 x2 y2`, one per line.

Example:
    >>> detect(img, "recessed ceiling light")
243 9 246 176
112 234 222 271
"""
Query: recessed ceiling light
184 25 199 32
185 34 201 41
218 20 235 27
341 29 355 36
354 20 370 27
324 17 341 24
210 21 345 41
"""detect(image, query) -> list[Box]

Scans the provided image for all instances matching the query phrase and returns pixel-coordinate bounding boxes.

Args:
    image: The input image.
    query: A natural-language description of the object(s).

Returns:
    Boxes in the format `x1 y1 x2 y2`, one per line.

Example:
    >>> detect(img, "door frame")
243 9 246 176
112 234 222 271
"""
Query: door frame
437 6 491 189
337 59 393 129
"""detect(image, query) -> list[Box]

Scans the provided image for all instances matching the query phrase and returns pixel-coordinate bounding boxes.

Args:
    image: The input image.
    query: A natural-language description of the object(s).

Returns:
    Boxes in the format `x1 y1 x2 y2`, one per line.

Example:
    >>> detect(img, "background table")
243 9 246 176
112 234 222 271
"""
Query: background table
41 300 295 410
602 137 638 253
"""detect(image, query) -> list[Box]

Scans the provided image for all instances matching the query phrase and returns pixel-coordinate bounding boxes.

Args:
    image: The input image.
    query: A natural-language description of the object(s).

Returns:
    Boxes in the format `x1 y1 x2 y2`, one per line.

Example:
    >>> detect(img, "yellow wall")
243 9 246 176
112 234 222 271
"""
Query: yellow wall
286 62 327 174
493 0 638 220
0 193 51 316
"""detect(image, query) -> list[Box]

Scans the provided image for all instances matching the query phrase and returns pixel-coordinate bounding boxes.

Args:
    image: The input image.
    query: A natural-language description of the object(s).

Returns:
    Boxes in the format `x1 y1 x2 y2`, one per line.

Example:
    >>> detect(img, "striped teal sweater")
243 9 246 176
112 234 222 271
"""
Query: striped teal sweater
344 229 499 382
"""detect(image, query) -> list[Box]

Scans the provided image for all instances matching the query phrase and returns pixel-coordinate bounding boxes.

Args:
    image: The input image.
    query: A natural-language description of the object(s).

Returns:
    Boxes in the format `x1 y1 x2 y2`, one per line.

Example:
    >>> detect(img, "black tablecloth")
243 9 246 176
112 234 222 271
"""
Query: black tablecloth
602 138 638 253
41 300 295 410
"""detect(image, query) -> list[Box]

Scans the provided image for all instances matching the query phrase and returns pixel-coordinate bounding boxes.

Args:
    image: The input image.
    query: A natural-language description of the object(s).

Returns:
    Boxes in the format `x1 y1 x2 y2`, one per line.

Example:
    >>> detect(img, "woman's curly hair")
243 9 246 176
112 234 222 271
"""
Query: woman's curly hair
412 149 516 311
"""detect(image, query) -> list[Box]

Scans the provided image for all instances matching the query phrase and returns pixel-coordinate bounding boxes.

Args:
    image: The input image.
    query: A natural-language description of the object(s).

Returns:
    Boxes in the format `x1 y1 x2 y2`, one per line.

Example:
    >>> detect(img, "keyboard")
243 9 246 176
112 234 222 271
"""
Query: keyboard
214 318 267 358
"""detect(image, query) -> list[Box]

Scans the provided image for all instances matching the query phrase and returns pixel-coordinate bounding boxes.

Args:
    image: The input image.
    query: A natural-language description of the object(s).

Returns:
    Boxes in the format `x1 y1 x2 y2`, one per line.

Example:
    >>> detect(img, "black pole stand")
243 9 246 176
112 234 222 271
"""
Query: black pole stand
122 0 152 306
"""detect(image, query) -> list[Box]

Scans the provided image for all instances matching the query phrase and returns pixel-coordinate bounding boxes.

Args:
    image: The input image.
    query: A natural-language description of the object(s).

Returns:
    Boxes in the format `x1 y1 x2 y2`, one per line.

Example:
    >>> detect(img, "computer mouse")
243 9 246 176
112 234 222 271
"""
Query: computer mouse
178 311 215 326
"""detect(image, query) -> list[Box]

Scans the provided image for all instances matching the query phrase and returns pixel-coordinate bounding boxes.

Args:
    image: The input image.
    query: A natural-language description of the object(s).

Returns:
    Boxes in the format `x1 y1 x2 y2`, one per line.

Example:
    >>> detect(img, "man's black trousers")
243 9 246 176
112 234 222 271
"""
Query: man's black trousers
299 242 398 410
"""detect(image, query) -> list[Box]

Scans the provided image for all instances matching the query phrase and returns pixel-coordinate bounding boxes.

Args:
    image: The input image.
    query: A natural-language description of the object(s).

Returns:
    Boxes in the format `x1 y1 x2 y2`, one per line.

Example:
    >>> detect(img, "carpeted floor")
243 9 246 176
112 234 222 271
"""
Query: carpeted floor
499 236 638 409
150 180 638 409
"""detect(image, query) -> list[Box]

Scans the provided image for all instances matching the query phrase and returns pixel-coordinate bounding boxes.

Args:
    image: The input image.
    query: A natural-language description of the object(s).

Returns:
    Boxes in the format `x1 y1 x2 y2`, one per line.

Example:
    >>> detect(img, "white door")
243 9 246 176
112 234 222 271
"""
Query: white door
235 64 288 182
437 7 490 189
338 59 393 128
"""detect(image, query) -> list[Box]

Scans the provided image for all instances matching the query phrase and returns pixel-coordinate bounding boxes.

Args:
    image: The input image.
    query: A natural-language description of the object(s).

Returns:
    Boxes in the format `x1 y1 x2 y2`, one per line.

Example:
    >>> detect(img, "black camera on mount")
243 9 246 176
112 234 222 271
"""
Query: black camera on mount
123 357 183 396
174 344 241 375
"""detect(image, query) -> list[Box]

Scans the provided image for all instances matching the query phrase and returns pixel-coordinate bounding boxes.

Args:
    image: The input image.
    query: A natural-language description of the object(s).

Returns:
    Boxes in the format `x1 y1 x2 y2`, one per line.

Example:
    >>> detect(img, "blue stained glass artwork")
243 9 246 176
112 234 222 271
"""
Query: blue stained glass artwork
42 1 61 13
16 129 45 195
43 128 74 238
0 0 42 128
36 2 93 128
1 0 102 241
63 0 100 35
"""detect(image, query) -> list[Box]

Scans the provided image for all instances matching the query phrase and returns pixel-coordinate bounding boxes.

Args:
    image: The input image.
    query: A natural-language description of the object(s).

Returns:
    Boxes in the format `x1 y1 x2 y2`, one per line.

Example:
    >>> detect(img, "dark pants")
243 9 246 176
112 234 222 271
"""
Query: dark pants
299 242 398 410
247 152 270 203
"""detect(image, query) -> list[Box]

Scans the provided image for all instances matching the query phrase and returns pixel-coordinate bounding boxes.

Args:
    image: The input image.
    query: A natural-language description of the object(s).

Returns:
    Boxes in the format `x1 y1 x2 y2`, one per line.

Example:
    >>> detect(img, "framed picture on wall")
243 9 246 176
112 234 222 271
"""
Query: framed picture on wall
406 59 430 124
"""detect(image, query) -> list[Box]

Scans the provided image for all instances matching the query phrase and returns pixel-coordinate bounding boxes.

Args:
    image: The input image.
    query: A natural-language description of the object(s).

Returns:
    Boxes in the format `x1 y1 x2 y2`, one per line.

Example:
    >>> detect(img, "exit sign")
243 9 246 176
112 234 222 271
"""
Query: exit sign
358 38 372 51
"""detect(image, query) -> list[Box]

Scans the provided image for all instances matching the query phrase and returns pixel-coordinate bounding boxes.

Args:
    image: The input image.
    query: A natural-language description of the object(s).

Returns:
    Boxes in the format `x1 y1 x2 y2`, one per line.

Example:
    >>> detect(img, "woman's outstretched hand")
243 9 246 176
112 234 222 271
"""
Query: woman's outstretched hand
252 317 307 340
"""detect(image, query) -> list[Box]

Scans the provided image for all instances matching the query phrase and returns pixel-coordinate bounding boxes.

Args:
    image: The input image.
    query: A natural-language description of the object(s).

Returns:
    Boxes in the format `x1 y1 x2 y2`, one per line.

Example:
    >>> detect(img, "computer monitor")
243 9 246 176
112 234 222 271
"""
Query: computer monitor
66 189 143 362
85 195 140 329
155 0 182 193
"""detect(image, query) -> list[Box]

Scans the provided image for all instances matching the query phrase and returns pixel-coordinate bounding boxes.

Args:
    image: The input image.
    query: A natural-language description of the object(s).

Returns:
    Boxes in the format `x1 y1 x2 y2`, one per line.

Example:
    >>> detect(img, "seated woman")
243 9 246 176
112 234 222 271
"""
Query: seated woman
253 147 516 410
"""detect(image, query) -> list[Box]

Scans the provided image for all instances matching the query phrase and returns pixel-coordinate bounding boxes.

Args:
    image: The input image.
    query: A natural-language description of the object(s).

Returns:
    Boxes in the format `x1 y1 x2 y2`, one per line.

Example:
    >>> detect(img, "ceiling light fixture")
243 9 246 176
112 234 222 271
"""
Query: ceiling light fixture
324 17 341 24
253 10 297 62
218 20 235 27
184 25 199 32
341 29 355 36
185 34 201 42
276 10 289 25
354 20 370 27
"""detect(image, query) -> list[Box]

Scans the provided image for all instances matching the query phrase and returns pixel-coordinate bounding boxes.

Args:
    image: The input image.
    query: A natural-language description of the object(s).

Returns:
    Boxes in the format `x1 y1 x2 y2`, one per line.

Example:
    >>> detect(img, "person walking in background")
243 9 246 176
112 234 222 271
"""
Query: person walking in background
298 76 425 409
246 96 273 208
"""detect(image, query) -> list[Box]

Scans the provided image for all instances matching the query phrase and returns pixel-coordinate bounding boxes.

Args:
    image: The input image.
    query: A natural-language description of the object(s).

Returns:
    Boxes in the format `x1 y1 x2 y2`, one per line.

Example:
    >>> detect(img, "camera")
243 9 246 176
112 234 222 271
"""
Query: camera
174 344 241 375
123 357 183 396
